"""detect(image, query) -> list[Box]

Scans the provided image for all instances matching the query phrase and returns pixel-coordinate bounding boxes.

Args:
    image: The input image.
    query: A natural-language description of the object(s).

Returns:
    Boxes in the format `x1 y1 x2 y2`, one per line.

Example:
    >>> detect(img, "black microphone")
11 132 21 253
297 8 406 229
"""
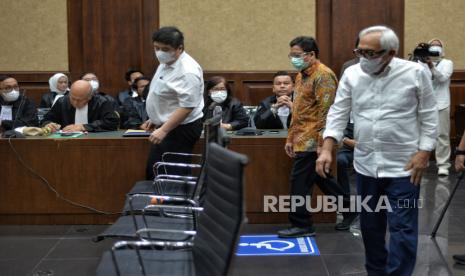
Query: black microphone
12 88 27 129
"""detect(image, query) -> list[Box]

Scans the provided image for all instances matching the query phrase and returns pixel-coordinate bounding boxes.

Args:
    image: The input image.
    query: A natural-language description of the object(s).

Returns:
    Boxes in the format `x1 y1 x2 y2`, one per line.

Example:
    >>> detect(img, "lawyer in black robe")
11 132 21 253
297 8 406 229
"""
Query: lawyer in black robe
41 94 119 132
0 94 38 131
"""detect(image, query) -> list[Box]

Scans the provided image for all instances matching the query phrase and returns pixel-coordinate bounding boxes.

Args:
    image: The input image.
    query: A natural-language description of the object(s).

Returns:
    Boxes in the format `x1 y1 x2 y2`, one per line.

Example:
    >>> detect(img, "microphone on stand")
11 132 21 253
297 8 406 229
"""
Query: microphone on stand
213 105 222 118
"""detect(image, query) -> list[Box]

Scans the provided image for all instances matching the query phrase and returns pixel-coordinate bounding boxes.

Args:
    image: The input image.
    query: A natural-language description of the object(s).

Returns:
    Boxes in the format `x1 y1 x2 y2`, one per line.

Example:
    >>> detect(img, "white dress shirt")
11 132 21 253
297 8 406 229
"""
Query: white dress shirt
75 104 88 124
324 58 438 178
146 52 204 126
429 59 453 110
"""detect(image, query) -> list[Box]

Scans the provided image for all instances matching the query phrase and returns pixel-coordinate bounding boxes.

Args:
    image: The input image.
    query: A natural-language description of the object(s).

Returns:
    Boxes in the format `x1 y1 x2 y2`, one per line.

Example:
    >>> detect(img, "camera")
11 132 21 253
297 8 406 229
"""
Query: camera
410 42 440 62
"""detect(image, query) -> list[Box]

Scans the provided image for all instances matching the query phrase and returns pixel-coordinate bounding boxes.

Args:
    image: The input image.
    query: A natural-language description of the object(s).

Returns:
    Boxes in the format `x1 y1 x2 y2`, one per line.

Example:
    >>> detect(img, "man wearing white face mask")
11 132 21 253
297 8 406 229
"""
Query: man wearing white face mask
420 39 454 176
81 72 119 110
317 26 438 275
0 75 38 132
143 26 204 180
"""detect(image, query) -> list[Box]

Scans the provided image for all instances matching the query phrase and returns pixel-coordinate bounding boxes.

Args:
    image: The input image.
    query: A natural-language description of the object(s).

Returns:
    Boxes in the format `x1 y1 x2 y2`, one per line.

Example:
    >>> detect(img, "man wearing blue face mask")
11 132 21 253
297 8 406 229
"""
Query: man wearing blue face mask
317 26 438 275
0 75 38 132
143 26 204 180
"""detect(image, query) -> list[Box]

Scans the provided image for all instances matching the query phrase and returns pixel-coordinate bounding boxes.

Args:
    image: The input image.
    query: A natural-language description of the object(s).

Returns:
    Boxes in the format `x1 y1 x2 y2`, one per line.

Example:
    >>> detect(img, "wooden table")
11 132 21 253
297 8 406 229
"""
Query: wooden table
0 130 335 224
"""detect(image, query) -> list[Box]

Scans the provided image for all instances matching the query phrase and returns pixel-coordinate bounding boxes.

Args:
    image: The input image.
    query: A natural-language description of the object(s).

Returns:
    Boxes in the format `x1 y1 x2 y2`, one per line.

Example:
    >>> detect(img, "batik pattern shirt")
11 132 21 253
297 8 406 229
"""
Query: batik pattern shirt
287 61 337 152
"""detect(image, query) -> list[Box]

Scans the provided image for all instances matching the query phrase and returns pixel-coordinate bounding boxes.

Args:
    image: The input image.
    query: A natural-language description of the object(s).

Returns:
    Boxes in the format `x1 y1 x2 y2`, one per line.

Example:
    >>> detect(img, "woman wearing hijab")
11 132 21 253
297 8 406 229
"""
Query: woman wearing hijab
40 73 69 108
425 39 454 176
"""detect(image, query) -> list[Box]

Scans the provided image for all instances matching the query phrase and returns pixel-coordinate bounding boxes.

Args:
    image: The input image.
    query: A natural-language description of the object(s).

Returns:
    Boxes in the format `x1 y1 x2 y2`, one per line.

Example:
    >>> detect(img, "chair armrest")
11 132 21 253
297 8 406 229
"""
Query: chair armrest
155 174 198 182
162 152 202 163
154 178 197 196
155 179 196 186
154 162 202 177
112 239 193 251
111 239 194 276
136 228 196 241
141 204 203 228
143 204 203 212
127 194 193 215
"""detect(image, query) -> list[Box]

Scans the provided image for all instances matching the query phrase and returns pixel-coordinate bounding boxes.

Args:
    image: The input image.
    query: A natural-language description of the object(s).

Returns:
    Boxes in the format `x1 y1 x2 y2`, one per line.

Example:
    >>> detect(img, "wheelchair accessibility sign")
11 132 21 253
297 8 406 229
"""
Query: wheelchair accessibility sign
236 235 319 256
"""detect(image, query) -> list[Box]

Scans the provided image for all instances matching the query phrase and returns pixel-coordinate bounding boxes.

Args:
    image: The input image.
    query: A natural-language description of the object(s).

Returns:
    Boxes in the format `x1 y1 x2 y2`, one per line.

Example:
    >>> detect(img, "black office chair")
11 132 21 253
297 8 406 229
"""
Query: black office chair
127 113 223 197
95 142 248 276
93 115 223 242
121 114 223 214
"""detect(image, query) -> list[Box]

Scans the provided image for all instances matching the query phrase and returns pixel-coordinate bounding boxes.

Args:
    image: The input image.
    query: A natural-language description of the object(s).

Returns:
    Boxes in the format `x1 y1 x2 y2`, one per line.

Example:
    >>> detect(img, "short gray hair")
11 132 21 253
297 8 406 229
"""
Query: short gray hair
359 25 399 52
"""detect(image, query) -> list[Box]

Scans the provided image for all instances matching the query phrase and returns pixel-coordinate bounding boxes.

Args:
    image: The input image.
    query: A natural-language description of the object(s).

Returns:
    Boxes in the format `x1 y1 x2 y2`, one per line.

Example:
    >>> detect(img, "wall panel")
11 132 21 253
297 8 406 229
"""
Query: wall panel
317 0 404 77
405 0 465 69
0 0 68 71
67 0 159 97
159 0 316 71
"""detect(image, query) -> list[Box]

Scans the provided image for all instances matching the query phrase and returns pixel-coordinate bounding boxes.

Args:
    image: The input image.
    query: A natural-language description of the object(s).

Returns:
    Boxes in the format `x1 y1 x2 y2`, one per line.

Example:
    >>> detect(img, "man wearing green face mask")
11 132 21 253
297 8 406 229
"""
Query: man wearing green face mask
278 36 356 238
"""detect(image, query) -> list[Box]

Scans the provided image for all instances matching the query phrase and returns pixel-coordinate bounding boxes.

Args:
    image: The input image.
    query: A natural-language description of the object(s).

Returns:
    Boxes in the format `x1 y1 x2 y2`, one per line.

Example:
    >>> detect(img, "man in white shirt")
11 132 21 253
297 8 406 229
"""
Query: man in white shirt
316 26 438 275
143 26 204 180
423 39 453 176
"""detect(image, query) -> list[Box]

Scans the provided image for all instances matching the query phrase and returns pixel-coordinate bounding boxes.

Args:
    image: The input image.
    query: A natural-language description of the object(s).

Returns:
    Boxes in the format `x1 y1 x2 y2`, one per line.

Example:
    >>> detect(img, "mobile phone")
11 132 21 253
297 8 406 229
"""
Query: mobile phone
269 130 279 134
60 132 75 136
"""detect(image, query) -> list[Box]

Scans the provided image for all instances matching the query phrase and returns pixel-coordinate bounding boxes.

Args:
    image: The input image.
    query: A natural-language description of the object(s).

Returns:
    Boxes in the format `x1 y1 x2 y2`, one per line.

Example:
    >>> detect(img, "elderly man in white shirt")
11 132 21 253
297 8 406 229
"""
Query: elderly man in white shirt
143 26 204 180
422 39 454 176
316 26 438 276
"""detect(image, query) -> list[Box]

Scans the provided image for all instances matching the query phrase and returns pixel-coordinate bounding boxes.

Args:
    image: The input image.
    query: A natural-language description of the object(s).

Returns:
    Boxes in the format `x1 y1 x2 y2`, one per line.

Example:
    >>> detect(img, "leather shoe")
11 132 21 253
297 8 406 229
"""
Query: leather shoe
277 226 316 238
335 212 358 231
453 254 465 265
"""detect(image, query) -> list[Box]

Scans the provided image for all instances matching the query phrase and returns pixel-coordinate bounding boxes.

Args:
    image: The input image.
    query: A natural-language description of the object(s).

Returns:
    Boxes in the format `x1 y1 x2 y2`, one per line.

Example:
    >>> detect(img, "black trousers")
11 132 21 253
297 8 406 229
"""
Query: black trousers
145 119 203 180
288 151 351 227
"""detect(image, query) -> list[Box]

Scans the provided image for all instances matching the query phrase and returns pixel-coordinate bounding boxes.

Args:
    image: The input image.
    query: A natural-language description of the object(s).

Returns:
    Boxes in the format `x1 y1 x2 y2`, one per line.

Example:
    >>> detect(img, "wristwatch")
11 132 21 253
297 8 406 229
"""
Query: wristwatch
456 148 465 156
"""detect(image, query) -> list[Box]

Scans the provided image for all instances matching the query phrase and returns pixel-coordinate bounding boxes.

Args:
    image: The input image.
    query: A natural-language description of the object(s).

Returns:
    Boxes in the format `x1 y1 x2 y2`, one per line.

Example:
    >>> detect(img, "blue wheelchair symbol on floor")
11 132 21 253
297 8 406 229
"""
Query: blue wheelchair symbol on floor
236 235 320 256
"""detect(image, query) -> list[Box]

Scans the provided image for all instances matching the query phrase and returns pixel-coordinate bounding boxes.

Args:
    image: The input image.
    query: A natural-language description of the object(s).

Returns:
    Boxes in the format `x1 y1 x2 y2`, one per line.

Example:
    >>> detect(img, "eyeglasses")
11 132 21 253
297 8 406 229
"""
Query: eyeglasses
353 48 387 59
2 85 19 92
288 52 309 59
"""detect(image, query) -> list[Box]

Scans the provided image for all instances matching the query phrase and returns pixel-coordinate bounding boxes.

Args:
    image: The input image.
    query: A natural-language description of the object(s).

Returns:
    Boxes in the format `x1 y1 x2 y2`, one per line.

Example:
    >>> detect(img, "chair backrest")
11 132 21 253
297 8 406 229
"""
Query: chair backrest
193 142 248 276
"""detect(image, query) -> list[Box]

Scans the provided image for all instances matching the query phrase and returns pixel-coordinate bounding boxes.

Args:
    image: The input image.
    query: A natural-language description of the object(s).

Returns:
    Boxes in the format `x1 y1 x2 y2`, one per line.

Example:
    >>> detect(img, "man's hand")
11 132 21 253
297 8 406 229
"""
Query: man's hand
404 150 431 185
140 120 155 131
44 123 61 133
148 128 168 144
316 138 336 178
221 123 232 131
277 95 293 109
456 154 465 172
343 137 356 149
62 124 85 132
285 143 295 158
316 148 332 178
424 57 434 69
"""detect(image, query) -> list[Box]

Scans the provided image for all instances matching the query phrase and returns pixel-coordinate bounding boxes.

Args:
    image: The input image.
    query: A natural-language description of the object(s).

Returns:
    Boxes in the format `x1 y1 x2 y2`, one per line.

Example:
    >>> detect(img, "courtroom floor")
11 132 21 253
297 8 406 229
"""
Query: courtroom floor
1 163 465 276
